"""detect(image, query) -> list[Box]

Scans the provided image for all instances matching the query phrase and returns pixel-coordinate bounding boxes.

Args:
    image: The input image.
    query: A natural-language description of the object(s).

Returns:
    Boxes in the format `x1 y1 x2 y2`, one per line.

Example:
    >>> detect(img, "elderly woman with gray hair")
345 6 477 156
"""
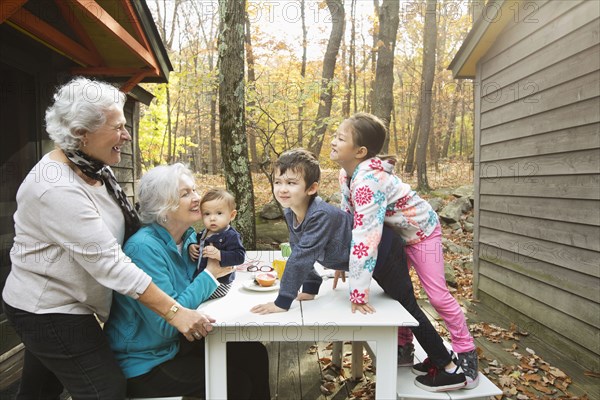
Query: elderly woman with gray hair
2 77 222 399
105 163 270 399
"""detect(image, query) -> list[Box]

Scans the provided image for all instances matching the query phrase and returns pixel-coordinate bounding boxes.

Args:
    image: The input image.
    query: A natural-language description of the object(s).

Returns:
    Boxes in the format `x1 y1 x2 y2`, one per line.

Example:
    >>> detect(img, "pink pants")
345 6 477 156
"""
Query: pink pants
397 224 475 354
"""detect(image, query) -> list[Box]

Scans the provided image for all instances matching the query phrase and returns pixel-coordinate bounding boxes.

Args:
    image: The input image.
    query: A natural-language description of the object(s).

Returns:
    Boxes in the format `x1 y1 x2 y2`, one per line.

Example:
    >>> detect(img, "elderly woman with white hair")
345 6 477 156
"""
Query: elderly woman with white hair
2 77 221 399
105 163 270 399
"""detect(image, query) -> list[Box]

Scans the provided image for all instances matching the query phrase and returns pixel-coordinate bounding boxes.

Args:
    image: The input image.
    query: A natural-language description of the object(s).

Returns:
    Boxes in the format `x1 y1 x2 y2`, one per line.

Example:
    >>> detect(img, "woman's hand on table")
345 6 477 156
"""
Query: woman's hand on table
296 293 315 301
332 271 346 289
351 302 376 314
250 302 286 314
170 308 216 341
205 258 235 279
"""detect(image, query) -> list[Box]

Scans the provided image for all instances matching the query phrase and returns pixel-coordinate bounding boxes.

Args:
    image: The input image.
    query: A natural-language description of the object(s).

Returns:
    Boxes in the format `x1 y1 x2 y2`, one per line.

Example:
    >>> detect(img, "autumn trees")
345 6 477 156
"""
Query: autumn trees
140 1 475 236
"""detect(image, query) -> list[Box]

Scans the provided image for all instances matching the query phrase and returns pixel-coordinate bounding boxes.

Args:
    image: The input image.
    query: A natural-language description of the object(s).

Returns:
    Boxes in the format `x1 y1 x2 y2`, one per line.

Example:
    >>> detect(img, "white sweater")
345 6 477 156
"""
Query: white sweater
2 153 151 322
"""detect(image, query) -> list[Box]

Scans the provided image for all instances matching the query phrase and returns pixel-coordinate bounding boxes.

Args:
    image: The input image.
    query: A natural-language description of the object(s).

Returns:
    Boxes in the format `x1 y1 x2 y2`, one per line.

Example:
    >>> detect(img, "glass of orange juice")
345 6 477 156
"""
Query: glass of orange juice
272 259 287 279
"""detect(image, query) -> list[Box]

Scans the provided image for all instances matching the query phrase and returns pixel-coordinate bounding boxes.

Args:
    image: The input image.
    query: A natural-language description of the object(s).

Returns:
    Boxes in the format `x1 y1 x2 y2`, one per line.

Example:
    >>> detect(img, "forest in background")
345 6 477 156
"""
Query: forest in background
137 0 478 245
139 0 474 170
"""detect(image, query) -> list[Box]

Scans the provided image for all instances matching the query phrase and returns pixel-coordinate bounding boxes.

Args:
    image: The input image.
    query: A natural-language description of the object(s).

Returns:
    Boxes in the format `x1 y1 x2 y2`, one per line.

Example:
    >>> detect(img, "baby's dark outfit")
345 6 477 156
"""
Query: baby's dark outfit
195 226 245 298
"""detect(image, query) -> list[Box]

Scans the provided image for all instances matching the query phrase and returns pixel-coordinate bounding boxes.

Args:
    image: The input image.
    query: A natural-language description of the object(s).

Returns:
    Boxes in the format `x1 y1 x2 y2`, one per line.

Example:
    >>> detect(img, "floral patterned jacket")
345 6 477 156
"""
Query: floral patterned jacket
339 157 438 304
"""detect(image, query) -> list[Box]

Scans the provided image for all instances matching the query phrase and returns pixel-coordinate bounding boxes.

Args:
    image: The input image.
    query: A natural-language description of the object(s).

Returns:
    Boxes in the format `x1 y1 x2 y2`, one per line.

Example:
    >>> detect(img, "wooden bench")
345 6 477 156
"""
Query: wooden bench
333 340 502 399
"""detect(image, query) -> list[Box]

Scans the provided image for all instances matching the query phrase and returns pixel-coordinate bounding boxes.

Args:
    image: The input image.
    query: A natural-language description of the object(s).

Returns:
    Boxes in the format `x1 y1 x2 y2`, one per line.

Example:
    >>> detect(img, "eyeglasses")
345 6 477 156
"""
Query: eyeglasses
247 265 274 273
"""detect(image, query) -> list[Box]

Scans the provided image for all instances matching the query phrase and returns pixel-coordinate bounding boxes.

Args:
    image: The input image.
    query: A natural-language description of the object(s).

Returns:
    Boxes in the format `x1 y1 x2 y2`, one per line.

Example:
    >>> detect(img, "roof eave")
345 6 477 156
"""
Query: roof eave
448 0 520 79
131 0 173 83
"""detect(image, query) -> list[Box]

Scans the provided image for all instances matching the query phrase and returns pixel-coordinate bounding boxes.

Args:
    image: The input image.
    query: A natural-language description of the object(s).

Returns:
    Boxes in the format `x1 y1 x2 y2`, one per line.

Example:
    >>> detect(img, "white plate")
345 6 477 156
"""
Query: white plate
242 279 280 292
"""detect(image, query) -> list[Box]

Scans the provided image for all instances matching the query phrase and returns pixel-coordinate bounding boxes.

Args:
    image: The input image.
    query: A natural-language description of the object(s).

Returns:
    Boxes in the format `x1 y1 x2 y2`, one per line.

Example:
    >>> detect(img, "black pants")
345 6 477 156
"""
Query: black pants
3 301 126 400
127 338 271 400
373 228 452 369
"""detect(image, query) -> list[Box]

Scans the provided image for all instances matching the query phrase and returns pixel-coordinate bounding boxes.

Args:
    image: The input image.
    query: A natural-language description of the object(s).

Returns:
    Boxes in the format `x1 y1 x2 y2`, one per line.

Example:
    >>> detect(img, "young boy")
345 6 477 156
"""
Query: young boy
251 149 468 392
250 149 354 312
189 188 245 299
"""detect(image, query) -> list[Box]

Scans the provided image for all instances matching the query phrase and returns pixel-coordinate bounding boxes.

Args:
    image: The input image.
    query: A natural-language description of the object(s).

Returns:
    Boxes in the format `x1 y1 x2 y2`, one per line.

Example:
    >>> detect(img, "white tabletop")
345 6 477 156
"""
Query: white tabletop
302 266 418 328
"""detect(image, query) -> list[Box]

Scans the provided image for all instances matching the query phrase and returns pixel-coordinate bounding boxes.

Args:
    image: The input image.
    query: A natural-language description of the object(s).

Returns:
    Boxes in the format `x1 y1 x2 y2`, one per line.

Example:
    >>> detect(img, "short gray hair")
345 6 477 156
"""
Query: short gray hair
137 163 195 225
45 77 126 151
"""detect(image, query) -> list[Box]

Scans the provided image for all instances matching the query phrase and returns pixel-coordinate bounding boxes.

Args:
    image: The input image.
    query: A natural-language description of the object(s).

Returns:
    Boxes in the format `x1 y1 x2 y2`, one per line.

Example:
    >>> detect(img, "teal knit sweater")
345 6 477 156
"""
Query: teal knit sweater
105 223 218 378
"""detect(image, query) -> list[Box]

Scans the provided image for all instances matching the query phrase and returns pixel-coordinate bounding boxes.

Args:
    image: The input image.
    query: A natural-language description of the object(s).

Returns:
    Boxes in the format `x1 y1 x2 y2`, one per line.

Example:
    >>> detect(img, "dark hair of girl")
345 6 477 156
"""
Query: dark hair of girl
345 112 397 163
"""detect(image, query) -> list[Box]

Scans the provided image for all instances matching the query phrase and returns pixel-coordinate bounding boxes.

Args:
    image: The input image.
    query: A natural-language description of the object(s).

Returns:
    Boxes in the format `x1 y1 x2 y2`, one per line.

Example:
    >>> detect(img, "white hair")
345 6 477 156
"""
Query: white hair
45 77 126 151
137 163 195 225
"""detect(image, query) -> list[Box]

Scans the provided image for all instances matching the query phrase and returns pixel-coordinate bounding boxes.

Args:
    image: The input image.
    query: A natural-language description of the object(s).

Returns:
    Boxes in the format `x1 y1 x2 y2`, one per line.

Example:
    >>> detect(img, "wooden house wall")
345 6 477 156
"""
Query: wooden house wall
112 98 139 203
474 0 600 367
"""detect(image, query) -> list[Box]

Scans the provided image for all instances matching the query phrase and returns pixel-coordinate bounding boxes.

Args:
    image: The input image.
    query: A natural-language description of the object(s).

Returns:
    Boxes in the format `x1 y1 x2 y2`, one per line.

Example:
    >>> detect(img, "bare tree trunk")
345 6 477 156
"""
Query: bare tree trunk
391 103 399 156
416 0 437 191
341 33 350 117
372 0 399 153
297 0 307 146
404 105 419 174
362 33 367 110
430 84 441 171
429 13 448 171
166 85 172 163
194 2 218 172
172 95 181 162
442 81 461 158
350 0 357 113
307 0 344 157
218 0 256 247
245 12 258 172
154 0 181 51
460 90 466 158
368 0 380 112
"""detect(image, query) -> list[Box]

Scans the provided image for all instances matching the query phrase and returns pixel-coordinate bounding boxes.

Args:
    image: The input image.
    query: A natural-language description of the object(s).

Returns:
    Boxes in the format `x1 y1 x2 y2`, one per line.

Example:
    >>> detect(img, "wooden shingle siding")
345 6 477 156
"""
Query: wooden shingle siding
480 123 599 161
479 174 599 199
481 1 594 77
480 260 599 331
111 100 138 201
479 195 599 226
478 274 599 355
475 2 599 362
477 243 599 303
481 45 600 113
450 0 600 368
481 72 599 129
480 211 600 251
479 227 599 277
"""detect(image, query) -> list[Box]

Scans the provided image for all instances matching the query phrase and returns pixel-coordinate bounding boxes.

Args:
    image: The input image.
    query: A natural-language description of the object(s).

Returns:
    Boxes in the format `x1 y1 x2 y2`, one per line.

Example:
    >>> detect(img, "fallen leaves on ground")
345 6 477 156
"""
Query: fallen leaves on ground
473 325 589 399
315 343 376 399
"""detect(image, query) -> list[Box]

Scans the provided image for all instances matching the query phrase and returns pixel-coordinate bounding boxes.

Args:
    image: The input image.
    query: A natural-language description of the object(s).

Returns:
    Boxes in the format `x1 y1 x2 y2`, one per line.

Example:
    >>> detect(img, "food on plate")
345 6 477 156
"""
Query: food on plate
255 273 277 287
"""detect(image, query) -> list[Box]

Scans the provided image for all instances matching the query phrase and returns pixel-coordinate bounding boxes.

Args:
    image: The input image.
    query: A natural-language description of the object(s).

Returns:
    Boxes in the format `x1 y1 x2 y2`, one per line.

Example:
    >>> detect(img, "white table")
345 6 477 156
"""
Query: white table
198 251 418 400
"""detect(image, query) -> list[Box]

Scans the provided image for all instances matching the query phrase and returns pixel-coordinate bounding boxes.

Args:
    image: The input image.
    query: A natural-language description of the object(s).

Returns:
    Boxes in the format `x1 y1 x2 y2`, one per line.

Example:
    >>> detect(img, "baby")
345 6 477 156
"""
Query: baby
189 188 245 299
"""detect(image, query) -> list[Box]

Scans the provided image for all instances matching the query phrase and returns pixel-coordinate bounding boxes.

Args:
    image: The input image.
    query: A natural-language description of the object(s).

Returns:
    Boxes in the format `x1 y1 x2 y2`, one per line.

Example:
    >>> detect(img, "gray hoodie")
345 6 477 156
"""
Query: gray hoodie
274 196 353 309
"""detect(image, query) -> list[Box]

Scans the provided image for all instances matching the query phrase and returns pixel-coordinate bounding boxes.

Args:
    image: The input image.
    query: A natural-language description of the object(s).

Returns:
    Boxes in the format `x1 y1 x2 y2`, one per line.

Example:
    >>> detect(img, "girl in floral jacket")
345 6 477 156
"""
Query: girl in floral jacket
330 112 479 389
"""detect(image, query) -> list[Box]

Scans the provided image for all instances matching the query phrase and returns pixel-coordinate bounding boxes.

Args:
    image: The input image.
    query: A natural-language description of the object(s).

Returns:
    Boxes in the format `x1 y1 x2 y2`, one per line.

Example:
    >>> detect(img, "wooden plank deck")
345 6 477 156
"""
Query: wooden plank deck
266 341 375 400
264 298 599 400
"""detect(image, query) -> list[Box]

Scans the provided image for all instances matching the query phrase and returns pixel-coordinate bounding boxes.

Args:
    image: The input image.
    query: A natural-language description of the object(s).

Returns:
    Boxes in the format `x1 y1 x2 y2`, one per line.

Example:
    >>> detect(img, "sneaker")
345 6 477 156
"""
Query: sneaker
412 350 457 376
398 343 415 366
414 364 467 392
411 357 433 376
457 349 480 389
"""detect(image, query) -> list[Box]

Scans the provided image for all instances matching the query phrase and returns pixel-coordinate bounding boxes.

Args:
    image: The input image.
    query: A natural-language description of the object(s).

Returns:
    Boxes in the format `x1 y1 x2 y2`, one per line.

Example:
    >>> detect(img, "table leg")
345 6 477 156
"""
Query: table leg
372 327 398 400
332 341 343 367
205 332 228 399
351 341 364 380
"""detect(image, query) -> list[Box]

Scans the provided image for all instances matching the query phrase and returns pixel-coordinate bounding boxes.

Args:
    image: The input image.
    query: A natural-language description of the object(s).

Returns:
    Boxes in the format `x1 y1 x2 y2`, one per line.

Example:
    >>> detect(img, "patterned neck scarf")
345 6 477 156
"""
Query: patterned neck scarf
64 149 141 241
